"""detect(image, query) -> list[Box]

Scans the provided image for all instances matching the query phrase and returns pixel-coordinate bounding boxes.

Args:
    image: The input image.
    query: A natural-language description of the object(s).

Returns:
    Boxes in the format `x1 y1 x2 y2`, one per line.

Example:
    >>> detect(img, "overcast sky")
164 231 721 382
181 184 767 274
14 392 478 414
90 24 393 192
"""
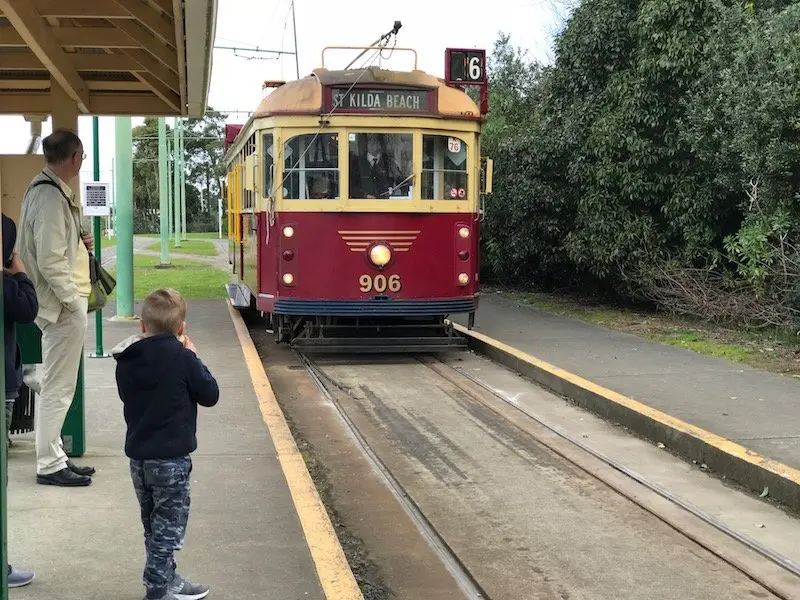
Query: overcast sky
0 0 562 198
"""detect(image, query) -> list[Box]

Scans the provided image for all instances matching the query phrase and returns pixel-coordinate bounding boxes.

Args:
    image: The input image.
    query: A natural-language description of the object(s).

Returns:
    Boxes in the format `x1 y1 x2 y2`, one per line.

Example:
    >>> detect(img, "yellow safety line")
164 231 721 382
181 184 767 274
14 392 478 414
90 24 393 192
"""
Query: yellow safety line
227 301 364 599
452 322 800 486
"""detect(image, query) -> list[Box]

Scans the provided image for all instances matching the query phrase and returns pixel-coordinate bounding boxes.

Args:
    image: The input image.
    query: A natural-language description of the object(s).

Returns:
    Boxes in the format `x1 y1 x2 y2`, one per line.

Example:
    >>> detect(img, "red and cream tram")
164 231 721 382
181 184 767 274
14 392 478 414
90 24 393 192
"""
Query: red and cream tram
224 33 492 352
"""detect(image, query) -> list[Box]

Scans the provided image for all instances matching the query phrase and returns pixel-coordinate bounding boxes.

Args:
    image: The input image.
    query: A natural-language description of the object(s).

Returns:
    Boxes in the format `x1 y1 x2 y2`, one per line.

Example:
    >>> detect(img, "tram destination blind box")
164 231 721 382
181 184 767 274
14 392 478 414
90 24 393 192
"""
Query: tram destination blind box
82 182 111 217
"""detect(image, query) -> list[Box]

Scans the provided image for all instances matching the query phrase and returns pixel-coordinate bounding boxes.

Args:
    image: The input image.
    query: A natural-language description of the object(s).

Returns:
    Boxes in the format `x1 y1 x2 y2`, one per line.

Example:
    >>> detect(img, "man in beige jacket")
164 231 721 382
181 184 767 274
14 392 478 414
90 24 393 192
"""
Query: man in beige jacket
17 129 96 487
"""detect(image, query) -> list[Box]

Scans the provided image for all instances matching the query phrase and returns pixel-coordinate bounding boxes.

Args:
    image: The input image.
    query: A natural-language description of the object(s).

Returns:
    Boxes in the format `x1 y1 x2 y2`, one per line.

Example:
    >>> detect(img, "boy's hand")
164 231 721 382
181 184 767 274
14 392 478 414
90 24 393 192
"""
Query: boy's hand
82 232 94 252
8 253 26 275
182 335 197 355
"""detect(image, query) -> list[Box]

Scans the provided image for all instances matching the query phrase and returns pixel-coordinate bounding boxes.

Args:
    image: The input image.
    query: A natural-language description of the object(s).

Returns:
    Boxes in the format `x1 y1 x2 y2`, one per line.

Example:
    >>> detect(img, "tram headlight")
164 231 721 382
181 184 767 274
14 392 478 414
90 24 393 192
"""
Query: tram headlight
283 226 294 238
369 243 392 268
457 273 470 286
282 273 294 285
458 226 470 239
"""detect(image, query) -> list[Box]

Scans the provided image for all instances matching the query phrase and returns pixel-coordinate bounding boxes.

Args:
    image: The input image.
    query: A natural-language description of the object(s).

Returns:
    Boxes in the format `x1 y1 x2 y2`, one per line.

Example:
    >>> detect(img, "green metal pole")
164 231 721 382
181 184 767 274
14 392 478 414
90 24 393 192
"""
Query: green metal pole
173 118 181 248
167 137 173 246
113 116 134 318
158 118 169 265
0 248 6 598
90 116 108 358
180 120 187 240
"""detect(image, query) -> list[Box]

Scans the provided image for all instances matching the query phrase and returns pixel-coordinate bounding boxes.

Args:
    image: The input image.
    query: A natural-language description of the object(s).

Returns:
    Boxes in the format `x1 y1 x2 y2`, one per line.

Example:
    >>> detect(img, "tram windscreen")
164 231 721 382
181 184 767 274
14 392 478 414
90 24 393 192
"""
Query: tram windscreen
348 133 413 199
283 133 340 199
422 135 468 200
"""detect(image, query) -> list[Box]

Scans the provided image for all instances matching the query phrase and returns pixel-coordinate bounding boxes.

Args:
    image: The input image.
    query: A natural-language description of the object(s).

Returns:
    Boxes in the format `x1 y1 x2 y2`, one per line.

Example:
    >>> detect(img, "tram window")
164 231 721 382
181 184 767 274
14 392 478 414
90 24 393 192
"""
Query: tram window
422 135 468 200
262 133 274 197
283 133 339 199
348 133 413 199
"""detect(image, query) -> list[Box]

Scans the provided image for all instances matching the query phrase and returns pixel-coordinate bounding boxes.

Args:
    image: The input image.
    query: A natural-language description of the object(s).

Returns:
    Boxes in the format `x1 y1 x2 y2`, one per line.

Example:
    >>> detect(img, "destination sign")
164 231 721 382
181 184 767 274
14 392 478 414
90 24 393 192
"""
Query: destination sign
330 88 431 114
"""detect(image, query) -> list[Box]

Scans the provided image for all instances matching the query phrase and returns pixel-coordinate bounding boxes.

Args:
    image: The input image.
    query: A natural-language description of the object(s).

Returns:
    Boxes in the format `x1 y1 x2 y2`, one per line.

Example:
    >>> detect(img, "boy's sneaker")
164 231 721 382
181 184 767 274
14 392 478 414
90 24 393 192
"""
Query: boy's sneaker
8 565 35 587
170 575 210 600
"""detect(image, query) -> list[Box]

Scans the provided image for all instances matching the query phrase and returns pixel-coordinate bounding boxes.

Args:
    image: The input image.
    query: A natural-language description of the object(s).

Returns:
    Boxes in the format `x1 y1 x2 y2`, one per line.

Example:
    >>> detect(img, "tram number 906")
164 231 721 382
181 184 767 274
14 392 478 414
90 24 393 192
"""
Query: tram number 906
359 274 402 293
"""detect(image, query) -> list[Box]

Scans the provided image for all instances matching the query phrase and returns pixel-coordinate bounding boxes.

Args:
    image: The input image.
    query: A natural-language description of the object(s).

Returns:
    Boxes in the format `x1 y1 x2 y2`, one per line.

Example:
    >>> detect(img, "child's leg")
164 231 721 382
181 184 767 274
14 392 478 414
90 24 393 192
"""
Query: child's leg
130 459 157 596
141 457 191 599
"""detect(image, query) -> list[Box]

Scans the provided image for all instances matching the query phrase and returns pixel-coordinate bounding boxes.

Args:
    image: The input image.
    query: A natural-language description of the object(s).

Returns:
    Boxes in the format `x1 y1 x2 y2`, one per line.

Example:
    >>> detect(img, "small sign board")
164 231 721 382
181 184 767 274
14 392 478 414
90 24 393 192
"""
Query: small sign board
82 182 110 217
445 48 487 86
328 87 434 114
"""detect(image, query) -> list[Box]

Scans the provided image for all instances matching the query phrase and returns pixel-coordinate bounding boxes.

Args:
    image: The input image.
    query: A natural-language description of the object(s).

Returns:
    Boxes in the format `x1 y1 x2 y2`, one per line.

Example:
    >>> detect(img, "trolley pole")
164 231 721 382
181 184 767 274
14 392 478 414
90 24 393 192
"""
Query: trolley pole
172 118 182 247
291 0 300 79
113 116 135 319
89 116 109 358
158 118 170 265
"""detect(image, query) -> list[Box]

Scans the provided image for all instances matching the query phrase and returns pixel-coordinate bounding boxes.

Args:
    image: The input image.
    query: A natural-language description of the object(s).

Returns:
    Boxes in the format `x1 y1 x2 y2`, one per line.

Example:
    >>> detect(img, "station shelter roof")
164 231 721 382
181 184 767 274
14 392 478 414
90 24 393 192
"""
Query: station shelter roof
0 0 217 117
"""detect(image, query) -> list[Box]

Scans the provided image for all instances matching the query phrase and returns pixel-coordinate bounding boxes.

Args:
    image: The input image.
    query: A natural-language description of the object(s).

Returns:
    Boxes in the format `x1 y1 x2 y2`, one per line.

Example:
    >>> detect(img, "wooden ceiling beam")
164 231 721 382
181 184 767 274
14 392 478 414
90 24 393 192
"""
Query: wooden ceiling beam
172 0 186 115
0 91 177 115
133 71 179 112
32 0 130 19
113 0 174 46
123 50 180 93
115 19 177 72
147 0 173 17
0 52 141 71
90 91 174 114
0 93 51 113
0 0 90 112
0 26 142 48
123 48 178 93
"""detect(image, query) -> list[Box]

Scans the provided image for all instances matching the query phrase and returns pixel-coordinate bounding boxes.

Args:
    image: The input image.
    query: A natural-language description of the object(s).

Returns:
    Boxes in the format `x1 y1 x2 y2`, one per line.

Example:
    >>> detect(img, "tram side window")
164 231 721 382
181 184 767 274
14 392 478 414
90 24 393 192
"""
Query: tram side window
283 133 339 199
348 133 413 199
262 133 274 198
422 135 468 200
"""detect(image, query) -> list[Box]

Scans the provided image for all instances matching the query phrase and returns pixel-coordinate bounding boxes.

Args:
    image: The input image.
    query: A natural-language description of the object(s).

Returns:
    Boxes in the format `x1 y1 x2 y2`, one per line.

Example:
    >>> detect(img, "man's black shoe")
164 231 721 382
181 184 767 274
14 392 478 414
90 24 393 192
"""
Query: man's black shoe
36 468 91 487
66 460 95 477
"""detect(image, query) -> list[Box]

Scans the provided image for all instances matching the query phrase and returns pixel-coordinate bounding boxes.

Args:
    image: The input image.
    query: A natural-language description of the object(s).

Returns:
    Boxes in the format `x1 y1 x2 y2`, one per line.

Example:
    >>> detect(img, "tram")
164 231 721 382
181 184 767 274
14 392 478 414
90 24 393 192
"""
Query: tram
223 23 493 352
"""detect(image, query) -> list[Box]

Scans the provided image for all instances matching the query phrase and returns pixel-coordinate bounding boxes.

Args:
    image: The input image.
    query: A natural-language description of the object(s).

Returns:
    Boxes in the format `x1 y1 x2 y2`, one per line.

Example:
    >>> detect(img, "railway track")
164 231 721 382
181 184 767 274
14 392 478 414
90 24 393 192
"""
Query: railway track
296 351 800 600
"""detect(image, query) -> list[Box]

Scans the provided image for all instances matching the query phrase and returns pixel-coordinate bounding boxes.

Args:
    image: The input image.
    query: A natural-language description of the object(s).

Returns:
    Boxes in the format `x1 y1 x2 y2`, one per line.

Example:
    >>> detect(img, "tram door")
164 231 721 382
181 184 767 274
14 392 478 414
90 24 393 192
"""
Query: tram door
259 132 278 304
242 149 259 295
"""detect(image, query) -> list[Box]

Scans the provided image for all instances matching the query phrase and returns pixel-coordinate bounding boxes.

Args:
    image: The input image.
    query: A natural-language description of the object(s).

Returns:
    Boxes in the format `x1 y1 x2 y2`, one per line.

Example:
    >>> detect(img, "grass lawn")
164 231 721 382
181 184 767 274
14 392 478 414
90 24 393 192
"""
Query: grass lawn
503 290 800 376
97 236 116 248
108 255 229 301
137 232 221 239
145 239 218 256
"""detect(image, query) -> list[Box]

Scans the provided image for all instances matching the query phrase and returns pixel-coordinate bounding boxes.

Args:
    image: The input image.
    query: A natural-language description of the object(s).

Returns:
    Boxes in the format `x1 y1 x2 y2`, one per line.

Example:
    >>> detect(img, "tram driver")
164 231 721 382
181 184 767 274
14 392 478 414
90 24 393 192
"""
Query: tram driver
349 133 411 199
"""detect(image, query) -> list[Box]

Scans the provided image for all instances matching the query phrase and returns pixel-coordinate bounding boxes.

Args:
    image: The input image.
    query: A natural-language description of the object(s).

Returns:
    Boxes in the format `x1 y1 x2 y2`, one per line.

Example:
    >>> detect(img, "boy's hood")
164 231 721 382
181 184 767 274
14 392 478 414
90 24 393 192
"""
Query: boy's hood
111 334 143 357
112 333 183 390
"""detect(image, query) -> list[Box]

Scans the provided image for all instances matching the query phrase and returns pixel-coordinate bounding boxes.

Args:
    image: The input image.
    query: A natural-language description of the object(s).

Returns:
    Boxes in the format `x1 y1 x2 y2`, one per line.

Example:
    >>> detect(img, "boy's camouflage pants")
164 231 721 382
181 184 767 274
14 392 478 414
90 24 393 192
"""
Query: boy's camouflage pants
130 456 192 599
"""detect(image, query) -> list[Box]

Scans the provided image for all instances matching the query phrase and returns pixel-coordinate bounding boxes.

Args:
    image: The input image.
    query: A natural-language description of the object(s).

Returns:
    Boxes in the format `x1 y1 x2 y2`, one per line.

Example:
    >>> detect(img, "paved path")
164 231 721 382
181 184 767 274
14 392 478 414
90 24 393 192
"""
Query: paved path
7 301 332 600
100 236 231 272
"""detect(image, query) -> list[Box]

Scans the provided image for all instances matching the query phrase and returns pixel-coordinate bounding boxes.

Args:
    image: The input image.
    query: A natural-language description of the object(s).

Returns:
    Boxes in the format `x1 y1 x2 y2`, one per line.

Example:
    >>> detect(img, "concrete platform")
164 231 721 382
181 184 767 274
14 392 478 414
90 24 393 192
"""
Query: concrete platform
6 300 351 600
452 294 800 512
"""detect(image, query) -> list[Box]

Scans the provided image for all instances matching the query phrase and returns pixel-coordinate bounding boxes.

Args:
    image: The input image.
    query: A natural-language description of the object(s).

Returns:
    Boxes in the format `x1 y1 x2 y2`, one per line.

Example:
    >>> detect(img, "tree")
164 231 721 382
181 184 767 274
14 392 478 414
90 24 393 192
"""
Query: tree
479 1 800 326
130 107 228 234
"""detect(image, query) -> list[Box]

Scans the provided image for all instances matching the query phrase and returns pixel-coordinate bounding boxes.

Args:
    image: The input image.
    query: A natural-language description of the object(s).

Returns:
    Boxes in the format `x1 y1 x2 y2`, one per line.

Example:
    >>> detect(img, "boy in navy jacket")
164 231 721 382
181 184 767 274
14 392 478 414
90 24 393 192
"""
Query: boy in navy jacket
112 288 219 600
2 213 38 588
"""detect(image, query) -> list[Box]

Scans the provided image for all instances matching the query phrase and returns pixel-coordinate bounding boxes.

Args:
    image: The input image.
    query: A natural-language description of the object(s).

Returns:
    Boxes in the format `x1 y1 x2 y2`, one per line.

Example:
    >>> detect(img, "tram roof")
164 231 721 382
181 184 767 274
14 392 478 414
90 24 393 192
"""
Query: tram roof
0 0 217 116
251 66 481 121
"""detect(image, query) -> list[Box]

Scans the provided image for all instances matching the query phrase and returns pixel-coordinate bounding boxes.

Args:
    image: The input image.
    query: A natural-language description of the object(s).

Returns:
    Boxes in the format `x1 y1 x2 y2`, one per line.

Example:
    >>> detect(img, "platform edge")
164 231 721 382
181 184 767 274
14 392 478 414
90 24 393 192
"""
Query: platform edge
226 301 364 600
451 322 800 514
